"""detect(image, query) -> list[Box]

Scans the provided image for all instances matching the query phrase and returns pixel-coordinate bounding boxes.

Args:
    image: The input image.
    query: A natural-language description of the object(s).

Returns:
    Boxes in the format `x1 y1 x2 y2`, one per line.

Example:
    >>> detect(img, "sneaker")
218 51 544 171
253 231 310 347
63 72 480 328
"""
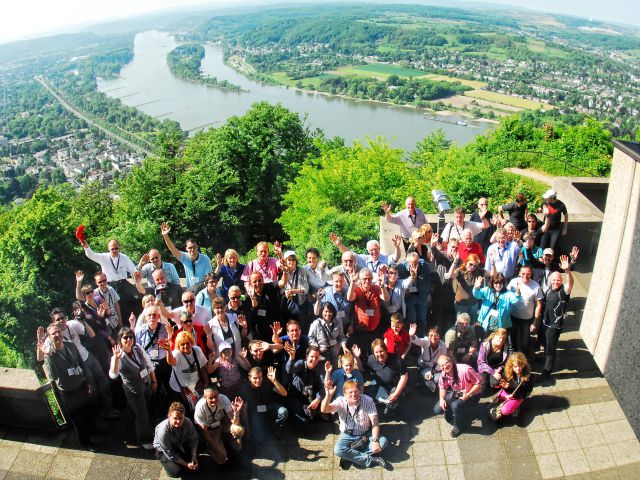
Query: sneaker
489 407 503 421
142 442 154 450
339 458 351 470
450 427 462 438
369 456 389 469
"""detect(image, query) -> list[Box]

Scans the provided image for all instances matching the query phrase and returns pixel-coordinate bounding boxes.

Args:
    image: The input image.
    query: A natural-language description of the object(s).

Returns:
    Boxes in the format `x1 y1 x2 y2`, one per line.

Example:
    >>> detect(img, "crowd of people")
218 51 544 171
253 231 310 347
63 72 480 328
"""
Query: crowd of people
37 190 578 476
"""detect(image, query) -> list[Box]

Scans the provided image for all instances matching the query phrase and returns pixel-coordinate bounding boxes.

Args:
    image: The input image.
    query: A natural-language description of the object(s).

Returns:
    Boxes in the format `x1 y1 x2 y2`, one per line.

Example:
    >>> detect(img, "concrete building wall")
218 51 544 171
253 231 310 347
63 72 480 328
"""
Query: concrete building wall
580 140 640 435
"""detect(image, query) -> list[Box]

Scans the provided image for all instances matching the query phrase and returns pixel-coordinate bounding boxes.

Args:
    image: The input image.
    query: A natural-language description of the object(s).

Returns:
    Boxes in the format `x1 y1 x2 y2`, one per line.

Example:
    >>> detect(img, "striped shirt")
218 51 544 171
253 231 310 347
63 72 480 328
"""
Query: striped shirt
330 394 378 435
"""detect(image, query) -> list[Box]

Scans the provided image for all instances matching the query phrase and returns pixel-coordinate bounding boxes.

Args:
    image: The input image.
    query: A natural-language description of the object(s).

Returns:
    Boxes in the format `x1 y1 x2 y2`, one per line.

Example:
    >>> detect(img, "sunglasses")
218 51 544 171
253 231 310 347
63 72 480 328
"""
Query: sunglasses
122 335 134 340
229 296 241 300
182 319 193 324
183 299 195 304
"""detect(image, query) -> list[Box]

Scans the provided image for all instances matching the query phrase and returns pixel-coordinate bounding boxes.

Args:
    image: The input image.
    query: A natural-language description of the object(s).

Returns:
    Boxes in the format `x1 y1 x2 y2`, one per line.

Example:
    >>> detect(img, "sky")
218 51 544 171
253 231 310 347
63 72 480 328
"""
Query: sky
1 0 639 45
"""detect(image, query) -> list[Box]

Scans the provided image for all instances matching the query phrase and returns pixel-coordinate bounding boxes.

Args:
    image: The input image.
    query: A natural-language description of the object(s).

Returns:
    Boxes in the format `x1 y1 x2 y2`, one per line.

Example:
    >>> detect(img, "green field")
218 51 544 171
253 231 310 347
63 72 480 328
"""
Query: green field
271 72 331 88
421 74 487 88
465 89 550 110
349 63 427 77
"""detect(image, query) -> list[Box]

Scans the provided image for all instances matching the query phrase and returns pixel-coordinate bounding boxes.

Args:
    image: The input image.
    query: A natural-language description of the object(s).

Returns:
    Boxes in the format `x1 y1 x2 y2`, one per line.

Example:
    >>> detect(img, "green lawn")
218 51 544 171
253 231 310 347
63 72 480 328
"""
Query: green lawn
333 63 426 79
271 72 331 88
465 89 551 110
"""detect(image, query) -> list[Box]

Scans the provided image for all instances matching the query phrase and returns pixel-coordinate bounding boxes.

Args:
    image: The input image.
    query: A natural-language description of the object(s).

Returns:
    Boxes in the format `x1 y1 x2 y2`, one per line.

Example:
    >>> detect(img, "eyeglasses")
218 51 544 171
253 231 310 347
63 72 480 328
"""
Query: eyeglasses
494 282 504 286
229 296 241 301
122 335 134 340
183 299 195 304
182 319 193 325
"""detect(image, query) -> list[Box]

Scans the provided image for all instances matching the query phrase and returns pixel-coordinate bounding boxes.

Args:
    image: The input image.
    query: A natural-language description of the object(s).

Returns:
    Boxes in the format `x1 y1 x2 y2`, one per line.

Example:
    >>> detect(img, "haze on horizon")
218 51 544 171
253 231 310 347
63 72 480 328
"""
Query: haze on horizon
1 0 639 46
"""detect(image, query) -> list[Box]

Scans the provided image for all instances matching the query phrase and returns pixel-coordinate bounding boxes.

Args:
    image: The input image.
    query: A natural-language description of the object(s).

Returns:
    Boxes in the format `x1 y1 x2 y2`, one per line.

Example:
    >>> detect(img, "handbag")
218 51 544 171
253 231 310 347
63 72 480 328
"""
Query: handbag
489 379 523 420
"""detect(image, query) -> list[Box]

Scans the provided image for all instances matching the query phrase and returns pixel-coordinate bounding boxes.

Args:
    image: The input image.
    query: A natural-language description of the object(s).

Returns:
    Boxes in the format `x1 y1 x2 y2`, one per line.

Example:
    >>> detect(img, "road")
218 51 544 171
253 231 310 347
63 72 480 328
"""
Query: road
35 75 152 156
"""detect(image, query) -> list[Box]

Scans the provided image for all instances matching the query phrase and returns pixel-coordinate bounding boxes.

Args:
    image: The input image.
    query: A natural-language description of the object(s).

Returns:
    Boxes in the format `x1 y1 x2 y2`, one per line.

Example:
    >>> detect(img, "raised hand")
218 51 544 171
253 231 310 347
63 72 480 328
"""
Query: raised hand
139 253 150 265
351 344 361 358
431 232 440 246
160 222 171 236
392 234 402 246
381 202 391 214
325 382 337 398
112 344 122 358
409 323 417 337
239 347 248 359
284 341 296 359
257 340 270 352
75 270 84 283
474 276 484 289
324 360 332 375
215 253 223 268
318 260 327 270
512 229 521 243
37 326 46 342
271 321 282 337
129 312 136 328
267 365 277 383
231 396 244 416
164 322 174 339
273 241 283 257
559 255 571 271
133 270 142 283
237 314 247 329
329 232 341 247
570 246 580 263
97 303 107 318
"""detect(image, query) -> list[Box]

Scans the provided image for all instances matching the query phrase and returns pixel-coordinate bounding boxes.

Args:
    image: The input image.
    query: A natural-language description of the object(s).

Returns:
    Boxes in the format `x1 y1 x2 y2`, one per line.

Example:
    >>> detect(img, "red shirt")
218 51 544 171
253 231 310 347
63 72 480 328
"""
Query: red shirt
354 285 382 332
383 328 410 356
170 325 208 354
458 241 485 264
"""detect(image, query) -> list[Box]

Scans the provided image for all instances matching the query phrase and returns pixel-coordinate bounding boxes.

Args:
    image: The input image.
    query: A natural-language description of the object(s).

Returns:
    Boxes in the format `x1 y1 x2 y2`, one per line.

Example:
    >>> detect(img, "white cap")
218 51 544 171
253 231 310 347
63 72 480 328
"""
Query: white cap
542 189 557 199
283 250 297 259
219 341 233 352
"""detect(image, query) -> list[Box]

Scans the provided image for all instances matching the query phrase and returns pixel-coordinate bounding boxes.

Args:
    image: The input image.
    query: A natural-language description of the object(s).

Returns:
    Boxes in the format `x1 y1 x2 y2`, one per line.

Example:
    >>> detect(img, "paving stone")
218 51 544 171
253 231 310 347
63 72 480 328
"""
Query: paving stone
525 414 548 433
499 431 534 459
411 418 441 442
462 459 508 480
84 454 136 480
0 446 20 471
333 466 382 480
249 467 284 480
549 428 581 452
599 420 636 444
45 454 93 480
284 443 333 471
609 439 640 467
506 455 542 480
442 440 461 465
536 453 563 480
9 450 55 477
558 448 591 476
567 404 597 427
458 435 503 463
583 444 616 471
380 442 412 469
618 460 640 479
412 441 444 466
590 401 626 424
529 431 556 455
447 463 465 480
381 466 417 480
542 410 572 430
574 424 607 449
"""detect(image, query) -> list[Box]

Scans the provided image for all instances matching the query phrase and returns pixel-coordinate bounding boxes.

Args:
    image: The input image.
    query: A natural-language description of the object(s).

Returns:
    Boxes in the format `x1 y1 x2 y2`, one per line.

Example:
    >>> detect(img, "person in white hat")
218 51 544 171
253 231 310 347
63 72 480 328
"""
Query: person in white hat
540 189 568 250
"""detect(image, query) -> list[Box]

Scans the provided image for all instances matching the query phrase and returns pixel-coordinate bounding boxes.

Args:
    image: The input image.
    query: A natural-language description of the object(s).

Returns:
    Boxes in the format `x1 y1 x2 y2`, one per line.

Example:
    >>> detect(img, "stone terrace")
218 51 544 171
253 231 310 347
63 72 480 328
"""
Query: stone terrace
1 265 639 480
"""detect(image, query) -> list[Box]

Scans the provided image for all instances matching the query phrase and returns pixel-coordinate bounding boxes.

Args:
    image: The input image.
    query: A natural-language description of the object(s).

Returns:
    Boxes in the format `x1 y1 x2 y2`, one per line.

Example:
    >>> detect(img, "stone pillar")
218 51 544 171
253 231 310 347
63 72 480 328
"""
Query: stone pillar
580 140 640 435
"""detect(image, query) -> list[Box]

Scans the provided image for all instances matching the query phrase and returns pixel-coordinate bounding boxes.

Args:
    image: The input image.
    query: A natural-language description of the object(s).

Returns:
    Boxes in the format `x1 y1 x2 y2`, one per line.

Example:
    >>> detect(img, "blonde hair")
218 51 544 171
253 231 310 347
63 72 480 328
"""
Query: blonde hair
505 352 530 382
390 313 404 325
175 331 195 347
224 249 239 266
338 351 354 368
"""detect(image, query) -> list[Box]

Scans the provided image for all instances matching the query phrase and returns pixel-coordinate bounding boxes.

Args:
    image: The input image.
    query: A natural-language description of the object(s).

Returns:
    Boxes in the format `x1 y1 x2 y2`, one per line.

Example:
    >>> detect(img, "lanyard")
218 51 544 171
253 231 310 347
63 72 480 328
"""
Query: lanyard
124 346 143 370
60 345 80 369
109 255 121 275
410 213 416 226
346 402 361 429
191 255 199 276
207 403 219 422
497 247 506 262
368 259 379 273
258 260 270 277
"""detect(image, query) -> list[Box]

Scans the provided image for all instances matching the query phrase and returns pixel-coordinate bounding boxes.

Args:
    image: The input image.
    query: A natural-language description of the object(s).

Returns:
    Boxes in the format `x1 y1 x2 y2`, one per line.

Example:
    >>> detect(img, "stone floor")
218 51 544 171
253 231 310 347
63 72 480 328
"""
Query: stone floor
1 270 639 479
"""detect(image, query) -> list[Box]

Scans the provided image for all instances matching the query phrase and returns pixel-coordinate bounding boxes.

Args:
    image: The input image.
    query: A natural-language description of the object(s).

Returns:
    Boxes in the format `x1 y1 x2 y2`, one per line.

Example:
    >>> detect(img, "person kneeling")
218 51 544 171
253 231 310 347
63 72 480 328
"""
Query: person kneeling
490 352 533 421
321 380 389 470
153 402 199 478
194 387 244 464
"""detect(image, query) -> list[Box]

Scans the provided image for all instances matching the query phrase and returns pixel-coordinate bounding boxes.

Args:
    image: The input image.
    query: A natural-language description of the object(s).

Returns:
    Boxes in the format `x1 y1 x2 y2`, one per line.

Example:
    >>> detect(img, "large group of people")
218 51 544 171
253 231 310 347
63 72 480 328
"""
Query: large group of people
37 191 578 476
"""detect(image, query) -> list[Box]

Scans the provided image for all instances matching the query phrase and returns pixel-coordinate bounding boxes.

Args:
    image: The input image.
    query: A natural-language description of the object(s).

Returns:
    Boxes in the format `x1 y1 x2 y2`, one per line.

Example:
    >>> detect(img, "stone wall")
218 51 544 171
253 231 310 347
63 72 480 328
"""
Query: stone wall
580 140 640 436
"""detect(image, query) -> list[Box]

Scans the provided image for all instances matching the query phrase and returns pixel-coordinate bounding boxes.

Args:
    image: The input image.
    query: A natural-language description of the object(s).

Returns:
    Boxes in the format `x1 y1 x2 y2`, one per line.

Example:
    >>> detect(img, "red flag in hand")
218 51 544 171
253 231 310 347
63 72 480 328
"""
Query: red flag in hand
75 225 86 245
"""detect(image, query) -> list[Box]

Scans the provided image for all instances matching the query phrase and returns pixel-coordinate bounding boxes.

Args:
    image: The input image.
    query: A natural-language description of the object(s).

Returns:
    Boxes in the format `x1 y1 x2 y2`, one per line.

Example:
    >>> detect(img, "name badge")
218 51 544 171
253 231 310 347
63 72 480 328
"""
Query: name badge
457 348 466 353
192 277 200 283
209 421 221 429
409 286 417 293
337 311 345 319
257 309 267 317
488 308 498 319
139 368 148 378
151 348 159 359
329 339 337 346
257 405 267 413
387 306 397 313
67 367 80 376
365 309 375 317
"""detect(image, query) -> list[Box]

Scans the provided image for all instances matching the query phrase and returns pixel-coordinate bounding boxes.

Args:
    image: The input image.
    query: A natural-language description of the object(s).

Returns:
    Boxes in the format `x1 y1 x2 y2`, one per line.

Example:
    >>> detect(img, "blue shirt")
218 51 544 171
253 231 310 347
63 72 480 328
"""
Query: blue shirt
397 259 431 300
179 252 212 288
140 261 180 286
322 286 353 326
330 368 364 397
355 253 393 273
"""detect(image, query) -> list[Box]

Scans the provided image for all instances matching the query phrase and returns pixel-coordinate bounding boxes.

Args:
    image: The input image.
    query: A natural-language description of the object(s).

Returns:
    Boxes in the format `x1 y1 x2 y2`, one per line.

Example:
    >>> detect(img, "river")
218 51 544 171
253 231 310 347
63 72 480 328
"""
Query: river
98 30 490 151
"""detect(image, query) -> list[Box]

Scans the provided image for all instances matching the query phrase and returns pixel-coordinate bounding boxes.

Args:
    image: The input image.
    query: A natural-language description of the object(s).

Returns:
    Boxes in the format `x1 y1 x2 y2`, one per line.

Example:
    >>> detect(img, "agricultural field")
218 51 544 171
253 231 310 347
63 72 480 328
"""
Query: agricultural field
271 72 331 88
464 89 550 110
421 74 487 88
339 63 428 78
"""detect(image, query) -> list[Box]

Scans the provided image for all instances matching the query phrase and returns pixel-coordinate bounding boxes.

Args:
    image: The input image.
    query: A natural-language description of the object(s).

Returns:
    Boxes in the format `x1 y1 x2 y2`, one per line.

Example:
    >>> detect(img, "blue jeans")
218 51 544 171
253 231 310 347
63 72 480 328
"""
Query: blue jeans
335 432 388 467
433 390 480 430
249 402 288 442
405 297 428 336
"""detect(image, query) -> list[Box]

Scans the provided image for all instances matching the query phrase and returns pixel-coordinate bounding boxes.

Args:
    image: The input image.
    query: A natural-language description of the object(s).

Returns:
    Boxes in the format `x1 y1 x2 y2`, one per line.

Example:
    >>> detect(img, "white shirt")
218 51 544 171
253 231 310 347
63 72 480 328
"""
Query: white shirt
441 220 483 242
388 208 427 238
507 278 543 319
194 394 233 429
330 394 378 435
304 264 331 290
169 346 208 392
84 246 136 282
170 305 212 328
44 320 89 361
